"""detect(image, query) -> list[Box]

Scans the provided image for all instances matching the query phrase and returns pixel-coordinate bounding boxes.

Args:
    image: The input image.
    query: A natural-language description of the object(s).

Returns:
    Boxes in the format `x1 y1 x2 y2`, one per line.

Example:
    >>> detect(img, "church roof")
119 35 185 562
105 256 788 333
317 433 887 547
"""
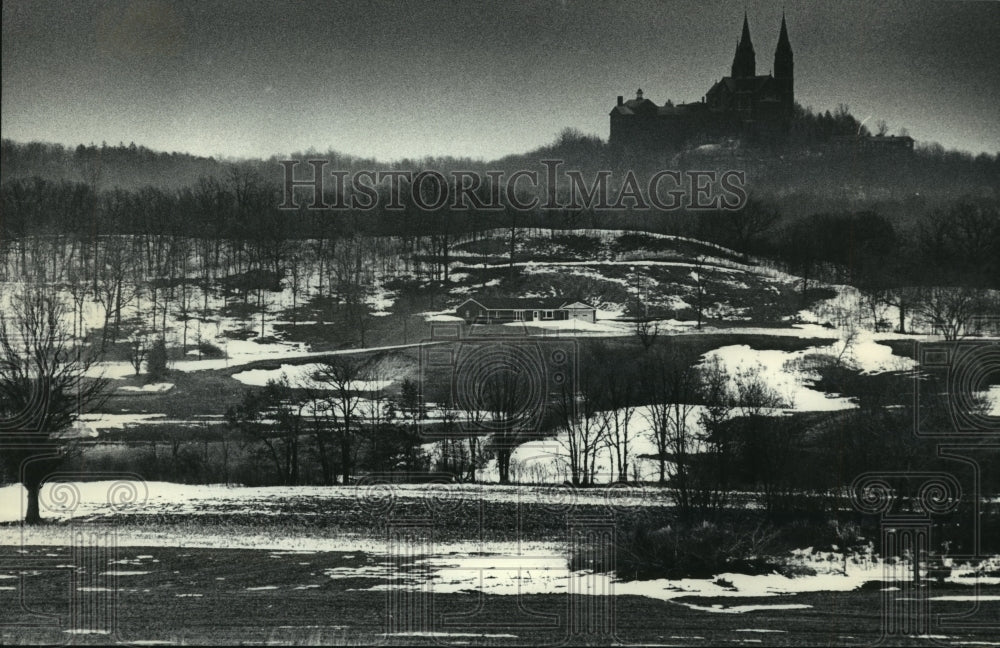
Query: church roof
707 75 776 96
658 102 707 116
611 97 658 115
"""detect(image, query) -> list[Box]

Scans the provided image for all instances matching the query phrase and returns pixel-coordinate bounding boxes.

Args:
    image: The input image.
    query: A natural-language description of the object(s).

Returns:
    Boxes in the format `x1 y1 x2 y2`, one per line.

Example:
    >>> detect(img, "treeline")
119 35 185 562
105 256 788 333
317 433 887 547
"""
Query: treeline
3 170 997 295
0 140 227 191
4 106 998 202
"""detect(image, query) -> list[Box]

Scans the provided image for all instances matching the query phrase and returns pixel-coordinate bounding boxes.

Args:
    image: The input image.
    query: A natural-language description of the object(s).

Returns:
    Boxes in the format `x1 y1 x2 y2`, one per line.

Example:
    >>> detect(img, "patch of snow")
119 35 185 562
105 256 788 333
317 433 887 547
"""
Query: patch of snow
118 383 174 393
502 318 628 334
983 385 1000 416
925 595 1000 602
76 412 168 430
386 632 519 638
231 364 392 391
702 344 856 412
672 602 813 614
424 313 464 322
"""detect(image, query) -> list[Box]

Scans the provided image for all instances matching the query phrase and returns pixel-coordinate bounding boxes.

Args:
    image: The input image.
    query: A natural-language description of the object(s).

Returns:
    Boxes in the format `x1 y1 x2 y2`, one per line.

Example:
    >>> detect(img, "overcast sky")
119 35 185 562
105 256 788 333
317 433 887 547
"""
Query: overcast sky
3 0 998 161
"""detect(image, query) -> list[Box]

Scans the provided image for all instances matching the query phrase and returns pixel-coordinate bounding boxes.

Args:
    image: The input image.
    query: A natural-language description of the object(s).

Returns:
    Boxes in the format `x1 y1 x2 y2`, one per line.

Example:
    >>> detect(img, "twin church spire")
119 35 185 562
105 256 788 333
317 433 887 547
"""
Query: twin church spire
731 13 756 77
730 12 793 81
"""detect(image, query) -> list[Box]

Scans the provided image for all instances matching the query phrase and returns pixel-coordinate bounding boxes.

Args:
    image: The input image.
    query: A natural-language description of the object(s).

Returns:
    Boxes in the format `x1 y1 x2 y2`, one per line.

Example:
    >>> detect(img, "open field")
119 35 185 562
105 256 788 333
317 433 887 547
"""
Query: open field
4 482 1000 648
5 543 1000 646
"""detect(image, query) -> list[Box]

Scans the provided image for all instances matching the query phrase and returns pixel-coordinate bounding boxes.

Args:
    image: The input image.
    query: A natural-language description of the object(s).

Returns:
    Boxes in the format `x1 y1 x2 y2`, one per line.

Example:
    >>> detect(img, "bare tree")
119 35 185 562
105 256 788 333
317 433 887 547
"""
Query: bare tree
0 287 108 523
725 198 781 254
456 404 489 483
287 252 305 328
332 238 372 347
598 347 639 483
731 364 792 512
694 355 735 512
643 342 703 513
126 327 151 376
312 354 379 484
94 236 138 349
915 286 994 340
690 256 715 330
554 371 608 486
480 362 535 485
635 319 660 349
226 375 303 485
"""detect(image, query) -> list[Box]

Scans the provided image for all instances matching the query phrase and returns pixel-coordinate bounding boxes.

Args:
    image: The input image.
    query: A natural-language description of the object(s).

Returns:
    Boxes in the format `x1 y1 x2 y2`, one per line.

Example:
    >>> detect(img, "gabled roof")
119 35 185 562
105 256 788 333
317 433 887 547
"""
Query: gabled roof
712 75 774 93
458 297 596 311
611 97 659 116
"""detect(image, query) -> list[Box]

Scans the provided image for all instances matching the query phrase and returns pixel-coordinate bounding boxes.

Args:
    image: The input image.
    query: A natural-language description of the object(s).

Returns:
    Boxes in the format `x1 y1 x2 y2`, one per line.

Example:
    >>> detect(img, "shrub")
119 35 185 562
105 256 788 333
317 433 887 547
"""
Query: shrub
147 337 168 380
774 517 866 552
573 518 780 580
222 327 257 340
197 341 225 358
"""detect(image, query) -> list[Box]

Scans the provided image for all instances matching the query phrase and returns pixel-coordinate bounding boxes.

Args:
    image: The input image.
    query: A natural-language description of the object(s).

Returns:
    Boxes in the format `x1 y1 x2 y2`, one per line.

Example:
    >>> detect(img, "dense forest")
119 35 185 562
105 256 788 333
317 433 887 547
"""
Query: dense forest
3 124 998 298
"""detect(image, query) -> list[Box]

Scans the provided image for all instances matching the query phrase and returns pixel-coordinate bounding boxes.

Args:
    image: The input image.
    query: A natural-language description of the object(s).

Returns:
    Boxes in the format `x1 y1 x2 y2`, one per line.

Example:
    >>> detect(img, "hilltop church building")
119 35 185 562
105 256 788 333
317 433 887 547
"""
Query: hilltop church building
611 13 795 149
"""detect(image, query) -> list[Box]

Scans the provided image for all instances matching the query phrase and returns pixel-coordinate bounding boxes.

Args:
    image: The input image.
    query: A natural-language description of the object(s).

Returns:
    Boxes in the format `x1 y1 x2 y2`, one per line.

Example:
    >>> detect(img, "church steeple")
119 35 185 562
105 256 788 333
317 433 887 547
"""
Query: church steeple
731 12 756 78
773 12 794 113
774 13 793 79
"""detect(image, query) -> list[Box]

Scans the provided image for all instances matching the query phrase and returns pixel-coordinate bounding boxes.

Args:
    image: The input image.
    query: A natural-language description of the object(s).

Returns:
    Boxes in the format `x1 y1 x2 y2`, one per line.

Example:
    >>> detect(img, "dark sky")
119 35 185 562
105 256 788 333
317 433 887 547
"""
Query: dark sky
3 0 998 161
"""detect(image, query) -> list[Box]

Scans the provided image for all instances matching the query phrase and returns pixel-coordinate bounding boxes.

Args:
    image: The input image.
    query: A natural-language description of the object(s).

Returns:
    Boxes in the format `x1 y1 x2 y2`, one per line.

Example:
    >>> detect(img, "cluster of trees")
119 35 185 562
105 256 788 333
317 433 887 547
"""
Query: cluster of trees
225 365 432 486
546 341 799 512
766 199 1000 337
787 103 874 143
0 173 422 352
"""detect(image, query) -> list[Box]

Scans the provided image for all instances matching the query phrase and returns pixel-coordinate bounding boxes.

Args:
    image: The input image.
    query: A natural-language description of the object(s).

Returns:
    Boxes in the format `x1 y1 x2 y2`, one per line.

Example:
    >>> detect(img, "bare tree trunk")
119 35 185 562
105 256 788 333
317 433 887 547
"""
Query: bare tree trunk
25 482 42 525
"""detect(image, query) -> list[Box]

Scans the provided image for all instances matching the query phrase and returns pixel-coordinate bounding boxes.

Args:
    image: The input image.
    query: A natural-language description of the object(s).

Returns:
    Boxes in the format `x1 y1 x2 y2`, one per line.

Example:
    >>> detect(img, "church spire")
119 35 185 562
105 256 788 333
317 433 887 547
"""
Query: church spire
774 12 793 79
775 12 792 63
741 12 753 46
731 12 756 78
773 12 794 116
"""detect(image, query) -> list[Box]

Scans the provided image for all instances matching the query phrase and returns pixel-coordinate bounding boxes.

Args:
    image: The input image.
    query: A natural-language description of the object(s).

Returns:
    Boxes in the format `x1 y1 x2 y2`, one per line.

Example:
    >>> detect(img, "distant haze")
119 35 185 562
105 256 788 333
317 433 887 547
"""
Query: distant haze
3 0 998 161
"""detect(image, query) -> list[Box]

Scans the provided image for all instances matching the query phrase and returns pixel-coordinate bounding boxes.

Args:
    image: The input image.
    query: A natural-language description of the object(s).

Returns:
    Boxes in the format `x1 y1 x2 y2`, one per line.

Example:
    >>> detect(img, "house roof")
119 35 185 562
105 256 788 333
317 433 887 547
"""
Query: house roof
458 297 595 311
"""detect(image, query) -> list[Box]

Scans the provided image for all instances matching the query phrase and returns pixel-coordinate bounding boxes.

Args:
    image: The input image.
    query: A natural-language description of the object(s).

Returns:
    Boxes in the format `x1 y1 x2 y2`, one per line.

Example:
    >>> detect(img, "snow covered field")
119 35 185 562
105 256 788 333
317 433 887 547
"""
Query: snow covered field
0 480 671 525
3 480 998 607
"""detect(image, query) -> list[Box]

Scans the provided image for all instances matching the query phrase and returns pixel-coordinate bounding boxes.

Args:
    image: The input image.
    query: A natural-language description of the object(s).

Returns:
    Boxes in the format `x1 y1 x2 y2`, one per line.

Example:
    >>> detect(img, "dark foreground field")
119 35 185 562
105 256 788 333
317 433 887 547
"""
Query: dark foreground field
3 483 1000 645
3 544 999 646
